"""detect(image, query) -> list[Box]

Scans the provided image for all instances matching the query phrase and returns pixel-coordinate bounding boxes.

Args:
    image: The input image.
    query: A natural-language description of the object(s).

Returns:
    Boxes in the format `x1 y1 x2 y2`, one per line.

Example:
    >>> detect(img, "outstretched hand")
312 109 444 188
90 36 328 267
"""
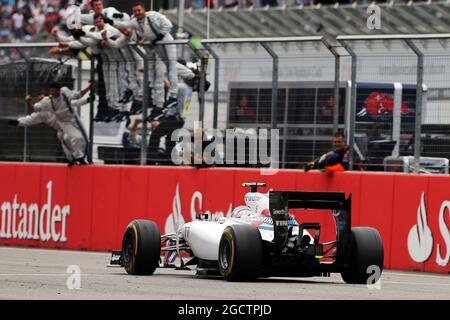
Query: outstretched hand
8 119 19 127
137 36 145 45
304 161 315 173
88 80 97 91
151 121 160 131
80 81 96 97
48 46 62 55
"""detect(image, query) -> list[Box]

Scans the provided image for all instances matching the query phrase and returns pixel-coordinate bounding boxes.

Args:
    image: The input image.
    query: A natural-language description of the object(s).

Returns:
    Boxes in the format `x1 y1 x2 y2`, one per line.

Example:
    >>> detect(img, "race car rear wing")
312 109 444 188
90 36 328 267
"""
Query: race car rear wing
269 191 351 259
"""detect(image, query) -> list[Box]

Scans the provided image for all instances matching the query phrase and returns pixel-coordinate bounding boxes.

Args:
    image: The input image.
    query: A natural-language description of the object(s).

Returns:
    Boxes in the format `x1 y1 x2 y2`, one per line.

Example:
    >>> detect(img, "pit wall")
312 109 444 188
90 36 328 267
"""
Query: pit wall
0 163 449 274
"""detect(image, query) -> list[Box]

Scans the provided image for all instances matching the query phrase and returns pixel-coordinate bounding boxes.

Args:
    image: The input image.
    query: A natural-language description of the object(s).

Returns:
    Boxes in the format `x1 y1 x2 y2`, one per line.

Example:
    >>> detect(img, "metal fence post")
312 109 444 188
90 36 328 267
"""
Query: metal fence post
16 49 30 162
321 38 341 133
88 55 95 164
199 54 209 125
133 46 149 166
261 42 279 169
188 42 208 124
177 0 185 37
77 58 82 91
80 50 95 164
25 59 30 162
77 57 83 115
203 44 220 129
337 40 357 171
260 42 279 131
405 39 424 174
142 52 149 166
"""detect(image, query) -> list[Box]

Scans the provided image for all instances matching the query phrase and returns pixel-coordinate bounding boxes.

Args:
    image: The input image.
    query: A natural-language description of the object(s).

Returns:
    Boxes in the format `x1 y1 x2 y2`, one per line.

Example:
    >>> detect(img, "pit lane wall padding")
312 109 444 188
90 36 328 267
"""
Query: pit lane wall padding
0 163 449 274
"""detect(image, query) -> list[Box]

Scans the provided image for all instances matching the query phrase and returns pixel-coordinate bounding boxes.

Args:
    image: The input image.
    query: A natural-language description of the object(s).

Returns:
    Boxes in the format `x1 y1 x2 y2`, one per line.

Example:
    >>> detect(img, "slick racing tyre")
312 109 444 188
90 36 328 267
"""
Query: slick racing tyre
122 220 161 275
218 224 263 282
341 227 384 284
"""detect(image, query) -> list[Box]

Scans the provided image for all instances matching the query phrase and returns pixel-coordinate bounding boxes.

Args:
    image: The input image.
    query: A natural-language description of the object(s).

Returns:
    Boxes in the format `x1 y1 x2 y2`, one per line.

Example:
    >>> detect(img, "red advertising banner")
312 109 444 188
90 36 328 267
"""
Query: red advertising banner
0 163 449 274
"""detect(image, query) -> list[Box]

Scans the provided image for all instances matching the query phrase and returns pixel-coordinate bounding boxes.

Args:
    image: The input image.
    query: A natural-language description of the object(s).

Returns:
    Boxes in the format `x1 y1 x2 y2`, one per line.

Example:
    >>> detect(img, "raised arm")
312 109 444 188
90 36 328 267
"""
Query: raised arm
79 81 96 98
25 95 35 112
62 39 89 50
33 98 52 113
103 27 129 49
17 112 47 127
80 13 94 26
79 35 100 48
53 31 74 45
177 63 196 81
71 95 91 108
83 29 104 41
61 81 94 102
114 19 139 30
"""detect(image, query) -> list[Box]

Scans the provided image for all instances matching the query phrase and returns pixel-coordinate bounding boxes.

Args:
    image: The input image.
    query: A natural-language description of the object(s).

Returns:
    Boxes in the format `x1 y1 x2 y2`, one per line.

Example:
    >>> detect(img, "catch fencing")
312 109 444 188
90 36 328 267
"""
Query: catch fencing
0 34 450 173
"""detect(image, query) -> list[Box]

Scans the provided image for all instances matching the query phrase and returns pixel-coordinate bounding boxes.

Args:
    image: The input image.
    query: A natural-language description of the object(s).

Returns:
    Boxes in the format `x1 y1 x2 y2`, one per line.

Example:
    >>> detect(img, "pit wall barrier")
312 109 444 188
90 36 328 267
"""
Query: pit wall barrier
0 163 449 274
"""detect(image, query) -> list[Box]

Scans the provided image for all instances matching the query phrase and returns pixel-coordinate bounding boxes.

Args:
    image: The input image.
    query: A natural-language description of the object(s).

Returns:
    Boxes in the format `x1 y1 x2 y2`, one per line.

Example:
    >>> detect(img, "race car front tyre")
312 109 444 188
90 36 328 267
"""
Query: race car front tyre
341 227 384 284
122 220 161 275
218 224 263 282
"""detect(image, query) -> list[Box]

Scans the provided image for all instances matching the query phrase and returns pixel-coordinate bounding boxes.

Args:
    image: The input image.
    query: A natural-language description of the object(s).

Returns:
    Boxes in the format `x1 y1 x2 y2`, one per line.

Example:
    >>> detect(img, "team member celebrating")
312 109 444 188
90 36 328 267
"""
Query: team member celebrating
115 2 179 117
66 0 85 39
32 82 95 166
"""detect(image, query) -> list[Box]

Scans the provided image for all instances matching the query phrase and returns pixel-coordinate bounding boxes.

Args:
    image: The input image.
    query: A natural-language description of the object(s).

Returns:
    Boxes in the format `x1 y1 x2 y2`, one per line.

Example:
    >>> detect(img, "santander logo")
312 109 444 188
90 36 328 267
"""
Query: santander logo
407 192 450 267
164 184 233 234
0 181 70 243
164 185 185 234
407 193 433 263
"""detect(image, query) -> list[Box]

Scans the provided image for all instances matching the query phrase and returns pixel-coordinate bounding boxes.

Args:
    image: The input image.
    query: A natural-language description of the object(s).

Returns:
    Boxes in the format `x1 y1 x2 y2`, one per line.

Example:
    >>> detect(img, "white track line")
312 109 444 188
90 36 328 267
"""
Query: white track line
0 247 449 281
0 273 122 277
0 247 110 256
383 271 450 280
382 280 450 287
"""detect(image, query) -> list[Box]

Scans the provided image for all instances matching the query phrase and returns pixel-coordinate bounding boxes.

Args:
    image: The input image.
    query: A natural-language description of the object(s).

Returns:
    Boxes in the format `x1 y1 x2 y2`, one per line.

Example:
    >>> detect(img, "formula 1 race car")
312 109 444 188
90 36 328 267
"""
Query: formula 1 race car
111 183 384 284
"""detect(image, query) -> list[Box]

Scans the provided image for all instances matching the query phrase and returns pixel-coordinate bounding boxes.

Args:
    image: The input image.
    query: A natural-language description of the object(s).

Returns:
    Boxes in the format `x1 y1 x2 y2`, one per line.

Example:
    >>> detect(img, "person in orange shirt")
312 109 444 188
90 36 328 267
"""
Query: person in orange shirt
304 132 353 173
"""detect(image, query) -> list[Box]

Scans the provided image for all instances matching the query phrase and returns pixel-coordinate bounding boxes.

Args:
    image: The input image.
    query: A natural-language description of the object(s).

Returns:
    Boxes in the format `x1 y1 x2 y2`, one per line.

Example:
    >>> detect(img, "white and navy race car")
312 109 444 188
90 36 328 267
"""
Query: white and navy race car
111 183 383 283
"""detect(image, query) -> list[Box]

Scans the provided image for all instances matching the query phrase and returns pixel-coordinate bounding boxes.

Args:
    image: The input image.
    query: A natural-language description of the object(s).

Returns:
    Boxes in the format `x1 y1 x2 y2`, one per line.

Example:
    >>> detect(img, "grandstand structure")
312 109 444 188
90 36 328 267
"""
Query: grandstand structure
161 1 450 38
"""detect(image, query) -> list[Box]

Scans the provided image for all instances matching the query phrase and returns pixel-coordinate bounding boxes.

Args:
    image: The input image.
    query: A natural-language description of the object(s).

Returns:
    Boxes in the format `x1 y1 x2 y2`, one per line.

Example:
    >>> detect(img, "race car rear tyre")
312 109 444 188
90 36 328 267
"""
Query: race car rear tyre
218 225 263 282
341 227 384 284
122 220 161 275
